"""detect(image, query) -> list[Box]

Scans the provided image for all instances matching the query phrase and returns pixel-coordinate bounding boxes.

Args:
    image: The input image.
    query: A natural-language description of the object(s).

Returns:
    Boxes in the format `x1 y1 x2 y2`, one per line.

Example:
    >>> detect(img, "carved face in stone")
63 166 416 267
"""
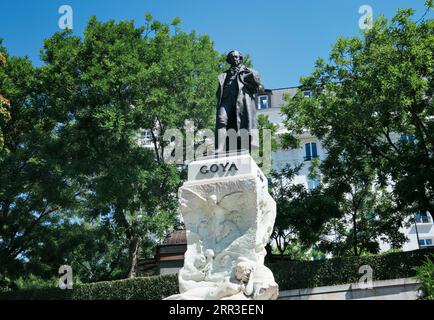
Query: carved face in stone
194 255 206 270
234 261 254 283
204 249 215 262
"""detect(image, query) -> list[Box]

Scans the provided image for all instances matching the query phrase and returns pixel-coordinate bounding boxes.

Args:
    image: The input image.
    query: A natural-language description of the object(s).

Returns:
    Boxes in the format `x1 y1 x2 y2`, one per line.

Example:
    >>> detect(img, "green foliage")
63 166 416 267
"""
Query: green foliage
257 114 279 172
281 6 434 216
270 241 324 261
0 45 11 149
0 274 178 300
0 14 222 287
317 165 407 256
13 275 58 291
257 114 279 152
3 249 433 299
0 42 76 284
269 248 434 290
414 254 434 300
23 218 132 283
280 5 433 256
270 165 342 255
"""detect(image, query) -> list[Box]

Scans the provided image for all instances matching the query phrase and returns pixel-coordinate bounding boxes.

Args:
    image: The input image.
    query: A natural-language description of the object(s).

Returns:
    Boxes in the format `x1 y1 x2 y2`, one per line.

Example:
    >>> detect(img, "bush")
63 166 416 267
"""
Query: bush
414 254 434 300
0 274 178 300
268 248 434 290
2 249 433 299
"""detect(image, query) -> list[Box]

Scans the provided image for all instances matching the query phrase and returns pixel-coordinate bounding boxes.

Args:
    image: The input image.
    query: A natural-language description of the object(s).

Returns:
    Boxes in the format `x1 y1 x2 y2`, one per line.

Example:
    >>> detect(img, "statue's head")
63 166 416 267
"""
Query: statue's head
226 50 243 67
204 249 214 259
234 258 254 283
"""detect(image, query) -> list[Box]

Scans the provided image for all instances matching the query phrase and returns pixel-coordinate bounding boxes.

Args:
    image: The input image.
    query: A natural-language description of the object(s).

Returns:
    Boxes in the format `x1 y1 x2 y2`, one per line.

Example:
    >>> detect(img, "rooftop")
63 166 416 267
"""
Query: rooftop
163 229 187 245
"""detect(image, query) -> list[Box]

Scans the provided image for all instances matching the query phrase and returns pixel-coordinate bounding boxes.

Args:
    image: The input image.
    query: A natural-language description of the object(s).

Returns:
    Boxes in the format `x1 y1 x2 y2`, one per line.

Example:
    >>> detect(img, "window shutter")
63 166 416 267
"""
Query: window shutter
312 143 318 158
305 143 311 160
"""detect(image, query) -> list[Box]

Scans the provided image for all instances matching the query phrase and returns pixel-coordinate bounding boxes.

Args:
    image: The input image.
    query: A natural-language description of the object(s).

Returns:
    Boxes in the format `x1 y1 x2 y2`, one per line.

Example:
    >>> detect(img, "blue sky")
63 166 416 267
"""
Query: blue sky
0 0 431 88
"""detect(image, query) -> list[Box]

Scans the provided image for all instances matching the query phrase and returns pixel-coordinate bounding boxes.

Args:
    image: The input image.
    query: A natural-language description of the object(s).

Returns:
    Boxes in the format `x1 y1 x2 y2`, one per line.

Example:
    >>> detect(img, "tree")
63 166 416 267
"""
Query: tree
1 14 223 286
0 48 11 149
0 44 78 285
281 4 434 225
317 149 407 256
38 15 223 278
269 165 342 258
257 115 341 258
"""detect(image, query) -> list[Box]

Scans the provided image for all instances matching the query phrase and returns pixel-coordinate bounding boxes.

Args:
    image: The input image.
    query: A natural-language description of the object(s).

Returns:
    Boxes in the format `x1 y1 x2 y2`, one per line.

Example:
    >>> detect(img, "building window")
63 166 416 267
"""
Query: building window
136 129 153 147
419 239 434 247
303 90 312 98
416 211 432 224
401 134 415 143
257 95 269 110
304 143 318 161
307 178 320 191
143 130 153 146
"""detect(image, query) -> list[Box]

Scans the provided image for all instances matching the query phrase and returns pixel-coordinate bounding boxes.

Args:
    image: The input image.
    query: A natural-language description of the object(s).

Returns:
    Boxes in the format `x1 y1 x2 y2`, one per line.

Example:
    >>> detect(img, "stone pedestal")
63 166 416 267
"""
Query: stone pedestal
165 153 278 300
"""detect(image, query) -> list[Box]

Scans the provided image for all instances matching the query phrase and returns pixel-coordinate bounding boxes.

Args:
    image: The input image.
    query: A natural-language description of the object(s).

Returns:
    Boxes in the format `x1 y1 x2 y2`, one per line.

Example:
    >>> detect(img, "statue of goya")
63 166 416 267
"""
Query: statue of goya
215 50 264 153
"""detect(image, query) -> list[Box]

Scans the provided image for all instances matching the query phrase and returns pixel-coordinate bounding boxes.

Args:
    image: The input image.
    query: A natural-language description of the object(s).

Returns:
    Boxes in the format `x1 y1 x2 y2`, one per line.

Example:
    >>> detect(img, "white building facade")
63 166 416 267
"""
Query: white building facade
256 87 434 252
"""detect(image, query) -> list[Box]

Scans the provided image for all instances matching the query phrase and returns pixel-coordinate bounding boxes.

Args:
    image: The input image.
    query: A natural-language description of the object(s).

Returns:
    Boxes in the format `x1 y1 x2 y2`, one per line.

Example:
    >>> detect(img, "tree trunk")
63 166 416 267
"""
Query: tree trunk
352 212 359 256
127 237 140 278
265 243 273 262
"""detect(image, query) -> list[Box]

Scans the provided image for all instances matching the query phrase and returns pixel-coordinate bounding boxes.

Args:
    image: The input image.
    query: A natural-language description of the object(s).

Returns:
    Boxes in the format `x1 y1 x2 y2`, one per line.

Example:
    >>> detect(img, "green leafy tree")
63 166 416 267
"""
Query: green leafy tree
414 253 434 300
0 44 78 287
269 165 342 257
318 154 407 256
1 14 223 287
38 15 222 278
23 215 128 283
281 5 434 237
0 47 11 149
257 114 279 152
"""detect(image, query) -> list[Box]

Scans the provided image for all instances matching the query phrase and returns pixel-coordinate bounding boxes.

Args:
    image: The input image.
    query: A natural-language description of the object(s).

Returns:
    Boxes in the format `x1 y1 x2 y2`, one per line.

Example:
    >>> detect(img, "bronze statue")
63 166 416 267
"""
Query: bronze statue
216 50 264 153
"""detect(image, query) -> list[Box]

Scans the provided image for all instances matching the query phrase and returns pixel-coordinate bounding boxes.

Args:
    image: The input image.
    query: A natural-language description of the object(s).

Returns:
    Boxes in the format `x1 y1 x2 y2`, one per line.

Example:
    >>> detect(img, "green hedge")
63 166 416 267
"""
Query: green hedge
268 248 434 290
2 249 433 299
0 274 179 300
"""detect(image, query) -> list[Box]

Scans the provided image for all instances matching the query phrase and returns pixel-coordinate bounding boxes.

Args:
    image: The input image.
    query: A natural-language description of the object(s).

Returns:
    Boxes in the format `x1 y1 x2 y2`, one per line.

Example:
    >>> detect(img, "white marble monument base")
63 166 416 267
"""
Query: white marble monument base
165 152 278 300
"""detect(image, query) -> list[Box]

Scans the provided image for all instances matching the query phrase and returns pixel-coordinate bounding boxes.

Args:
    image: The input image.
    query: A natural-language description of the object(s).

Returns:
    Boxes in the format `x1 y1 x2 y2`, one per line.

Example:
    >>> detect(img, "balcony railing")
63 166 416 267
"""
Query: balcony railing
416 217 432 224
304 155 319 162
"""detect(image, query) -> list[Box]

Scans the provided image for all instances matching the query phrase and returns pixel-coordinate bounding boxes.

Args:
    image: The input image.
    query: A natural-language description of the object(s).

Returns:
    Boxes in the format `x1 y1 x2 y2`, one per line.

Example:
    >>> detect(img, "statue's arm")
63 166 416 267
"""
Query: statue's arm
244 68 264 94
252 69 265 94
243 270 255 296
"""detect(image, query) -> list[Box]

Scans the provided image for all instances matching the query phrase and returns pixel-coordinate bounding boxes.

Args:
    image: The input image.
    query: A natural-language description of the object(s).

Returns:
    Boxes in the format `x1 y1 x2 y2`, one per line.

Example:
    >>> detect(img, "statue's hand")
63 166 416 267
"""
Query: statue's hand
240 69 262 92
240 70 254 81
